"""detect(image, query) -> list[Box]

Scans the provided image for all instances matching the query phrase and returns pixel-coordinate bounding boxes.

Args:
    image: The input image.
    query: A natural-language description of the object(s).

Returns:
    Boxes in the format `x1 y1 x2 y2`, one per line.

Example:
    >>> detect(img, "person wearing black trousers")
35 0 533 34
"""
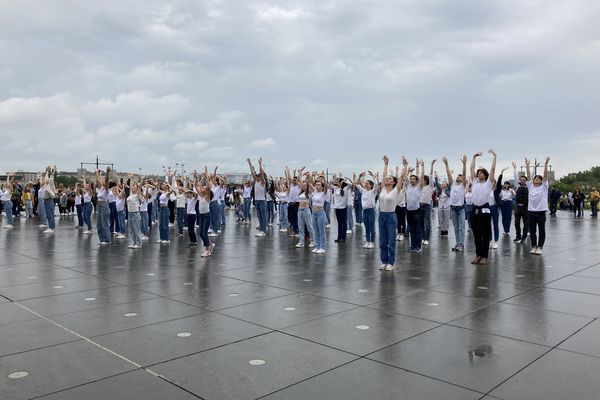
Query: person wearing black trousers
512 162 529 243
469 149 497 265
332 177 350 242
525 157 550 255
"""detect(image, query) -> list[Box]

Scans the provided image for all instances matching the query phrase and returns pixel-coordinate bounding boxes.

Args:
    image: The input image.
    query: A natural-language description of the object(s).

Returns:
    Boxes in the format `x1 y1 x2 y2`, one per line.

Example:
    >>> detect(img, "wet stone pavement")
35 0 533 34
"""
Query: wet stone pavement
0 210 599 400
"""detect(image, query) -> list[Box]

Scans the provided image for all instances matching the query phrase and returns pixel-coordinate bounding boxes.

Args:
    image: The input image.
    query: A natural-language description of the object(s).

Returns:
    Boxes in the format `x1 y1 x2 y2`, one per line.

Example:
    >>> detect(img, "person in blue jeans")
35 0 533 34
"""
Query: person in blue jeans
353 186 363 226
247 158 268 237
308 173 328 253
499 181 515 235
157 183 173 243
95 167 112 244
355 172 377 248
406 159 425 252
442 155 468 252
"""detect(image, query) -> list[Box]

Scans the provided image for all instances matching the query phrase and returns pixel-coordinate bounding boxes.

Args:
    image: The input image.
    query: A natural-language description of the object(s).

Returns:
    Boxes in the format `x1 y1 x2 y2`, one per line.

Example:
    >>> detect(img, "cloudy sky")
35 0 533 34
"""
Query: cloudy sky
1 0 599 178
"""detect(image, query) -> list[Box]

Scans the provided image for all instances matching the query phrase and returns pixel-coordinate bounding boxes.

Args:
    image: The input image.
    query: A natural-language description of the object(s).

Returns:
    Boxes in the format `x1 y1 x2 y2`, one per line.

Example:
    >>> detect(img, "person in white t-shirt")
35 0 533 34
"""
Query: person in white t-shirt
525 157 550 255
355 171 378 249
469 149 497 265
377 155 407 271
442 155 468 252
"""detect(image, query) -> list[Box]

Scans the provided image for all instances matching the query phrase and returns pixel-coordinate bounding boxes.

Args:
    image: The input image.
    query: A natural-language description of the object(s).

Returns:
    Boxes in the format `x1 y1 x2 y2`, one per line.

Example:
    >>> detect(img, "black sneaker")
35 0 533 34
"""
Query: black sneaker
513 237 521 243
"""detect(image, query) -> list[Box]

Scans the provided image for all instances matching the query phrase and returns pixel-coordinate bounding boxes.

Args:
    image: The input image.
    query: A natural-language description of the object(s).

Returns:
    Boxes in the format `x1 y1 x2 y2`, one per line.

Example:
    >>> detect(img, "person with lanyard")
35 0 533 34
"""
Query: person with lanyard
525 157 550 255
355 171 378 249
469 149 497 265
42 166 57 234
589 187 599 218
499 178 516 236
308 172 327 254
81 175 94 234
195 166 216 256
378 155 407 271
420 159 436 246
157 179 173 244
442 155 467 252
247 158 268 237
2 174 14 229
332 175 350 243
277 177 289 232
434 172 451 237
126 180 143 249
406 158 425 252
512 162 529 244
286 166 315 248
95 167 112 245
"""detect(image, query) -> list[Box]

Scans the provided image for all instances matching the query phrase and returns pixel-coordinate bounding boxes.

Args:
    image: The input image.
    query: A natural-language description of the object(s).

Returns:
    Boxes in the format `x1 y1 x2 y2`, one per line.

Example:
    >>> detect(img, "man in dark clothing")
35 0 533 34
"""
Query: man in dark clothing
513 164 528 244
548 186 561 216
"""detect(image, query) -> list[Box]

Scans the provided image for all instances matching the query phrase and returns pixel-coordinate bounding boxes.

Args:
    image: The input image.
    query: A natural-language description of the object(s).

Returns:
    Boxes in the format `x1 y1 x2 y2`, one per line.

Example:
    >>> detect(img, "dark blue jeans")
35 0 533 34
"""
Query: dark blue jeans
109 202 119 233
500 200 513 234
407 208 422 249
490 204 499 241
379 211 397 264
159 207 169 240
198 212 211 247
187 213 197 244
363 207 376 242
83 202 92 230
177 208 185 234
76 204 83 227
243 197 252 221
255 200 267 233
354 202 363 224
209 201 220 232
44 198 56 229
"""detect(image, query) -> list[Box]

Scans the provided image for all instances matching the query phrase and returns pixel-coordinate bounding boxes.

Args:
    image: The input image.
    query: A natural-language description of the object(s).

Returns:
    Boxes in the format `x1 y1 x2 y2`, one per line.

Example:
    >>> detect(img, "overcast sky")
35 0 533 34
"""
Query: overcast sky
1 0 599 178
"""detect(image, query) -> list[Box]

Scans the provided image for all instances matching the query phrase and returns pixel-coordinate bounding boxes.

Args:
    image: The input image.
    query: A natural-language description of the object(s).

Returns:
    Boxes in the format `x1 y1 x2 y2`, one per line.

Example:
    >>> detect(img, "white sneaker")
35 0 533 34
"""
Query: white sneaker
83 230 93 234
208 233 218 237
116 234 126 239
379 264 387 271
530 246 537 255
385 264 395 271
535 247 543 255
311 248 318 253
369 242 376 249
423 240 429 245
161 240 170 244
492 242 498 249
355 223 361 226
43 228 54 233
3 225 14 229
346 229 352 234
326 224 330 229
308 242 316 248
255 231 266 237
316 249 326 254
38 224 47 228
363 242 369 248
141 236 148 241
295 242 304 248
399 235 404 241
156 240 162 243
279 228 287 232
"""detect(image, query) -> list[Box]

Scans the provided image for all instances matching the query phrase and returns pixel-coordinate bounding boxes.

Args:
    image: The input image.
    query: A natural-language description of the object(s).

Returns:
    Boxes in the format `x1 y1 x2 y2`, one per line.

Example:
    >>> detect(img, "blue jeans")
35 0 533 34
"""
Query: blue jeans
25 200 33 218
198 212 211 247
128 211 142 246
347 206 354 229
279 203 288 229
97 203 111 243
44 199 56 229
312 209 327 250
420 203 432 241
118 210 126 234
407 208 422 249
177 207 186 234
140 211 148 235
76 204 83 227
490 204 499 241
501 200 512 234
450 206 465 248
220 202 226 226
465 204 474 228
379 211 397 265
354 202 363 224
267 201 275 224
3 200 13 225
324 201 331 224
255 200 268 233
109 202 119 233
243 197 252 221
298 207 314 244
235 204 244 220
83 202 93 230
209 201 220 232
363 207 376 242
159 207 169 240
38 198 48 225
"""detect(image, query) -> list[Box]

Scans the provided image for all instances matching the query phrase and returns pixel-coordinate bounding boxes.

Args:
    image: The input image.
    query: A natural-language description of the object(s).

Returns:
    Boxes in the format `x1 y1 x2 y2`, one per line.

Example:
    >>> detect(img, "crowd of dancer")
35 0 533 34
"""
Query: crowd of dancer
2 151 595 270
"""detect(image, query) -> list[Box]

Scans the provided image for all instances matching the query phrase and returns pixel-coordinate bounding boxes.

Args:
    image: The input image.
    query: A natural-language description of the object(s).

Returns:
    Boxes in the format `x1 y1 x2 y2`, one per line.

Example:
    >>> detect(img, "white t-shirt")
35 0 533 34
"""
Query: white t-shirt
438 190 449 209
527 181 549 212
108 191 117 203
159 192 169 206
198 197 210 214
312 191 326 207
358 186 377 209
465 192 474 205
1 189 10 202
278 191 288 203
332 186 349 209
254 182 266 201
211 186 221 204
379 188 401 213
139 197 148 212
74 194 82 205
186 197 197 214
449 183 466 207
289 184 300 202
97 188 109 202
420 182 433 204
471 178 493 206
83 192 92 203
500 189 514 201
243 186 252 199
127 194 140 212
116 198 125 212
